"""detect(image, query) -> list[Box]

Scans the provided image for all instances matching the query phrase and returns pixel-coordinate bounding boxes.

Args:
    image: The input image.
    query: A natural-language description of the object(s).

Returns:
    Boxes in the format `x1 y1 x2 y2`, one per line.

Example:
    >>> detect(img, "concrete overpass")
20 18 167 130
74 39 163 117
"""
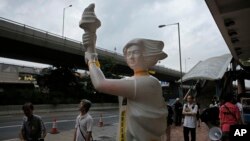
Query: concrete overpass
0 17 181 81
206 0 250 72
205 0 250 94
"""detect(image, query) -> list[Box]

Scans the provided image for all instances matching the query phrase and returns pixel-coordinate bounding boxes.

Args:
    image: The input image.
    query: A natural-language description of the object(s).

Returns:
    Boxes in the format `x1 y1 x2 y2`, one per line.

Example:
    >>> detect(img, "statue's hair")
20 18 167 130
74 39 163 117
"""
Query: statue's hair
123 38 168 67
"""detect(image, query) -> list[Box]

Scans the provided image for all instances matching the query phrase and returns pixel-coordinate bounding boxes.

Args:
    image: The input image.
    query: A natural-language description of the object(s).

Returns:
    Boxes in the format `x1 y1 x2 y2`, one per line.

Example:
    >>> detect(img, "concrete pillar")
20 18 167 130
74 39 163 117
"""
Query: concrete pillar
215 80 222 98
237 78 245 94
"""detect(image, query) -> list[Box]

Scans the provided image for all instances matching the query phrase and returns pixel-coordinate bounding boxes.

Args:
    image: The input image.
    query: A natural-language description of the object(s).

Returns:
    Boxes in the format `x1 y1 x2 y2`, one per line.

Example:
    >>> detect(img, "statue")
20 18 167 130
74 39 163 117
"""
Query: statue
80 3 168 141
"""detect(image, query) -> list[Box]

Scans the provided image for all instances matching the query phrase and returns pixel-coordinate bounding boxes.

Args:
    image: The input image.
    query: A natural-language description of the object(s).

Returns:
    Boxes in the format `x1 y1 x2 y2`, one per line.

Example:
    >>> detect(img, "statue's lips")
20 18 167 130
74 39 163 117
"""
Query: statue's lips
127 61 138 68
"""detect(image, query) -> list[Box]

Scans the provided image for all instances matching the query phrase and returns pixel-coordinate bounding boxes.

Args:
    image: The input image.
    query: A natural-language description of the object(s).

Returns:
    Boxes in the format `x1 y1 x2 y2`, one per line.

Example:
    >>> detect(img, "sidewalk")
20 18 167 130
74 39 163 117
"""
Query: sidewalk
46 123 117 141
46 122 210 141
5 122 210 141
170 122 210 141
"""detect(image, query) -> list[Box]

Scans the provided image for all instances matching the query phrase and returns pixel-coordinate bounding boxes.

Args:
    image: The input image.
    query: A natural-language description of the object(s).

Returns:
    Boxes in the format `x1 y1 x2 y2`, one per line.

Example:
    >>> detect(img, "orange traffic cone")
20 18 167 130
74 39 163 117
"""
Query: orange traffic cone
50 118 59 134
98 113 104 127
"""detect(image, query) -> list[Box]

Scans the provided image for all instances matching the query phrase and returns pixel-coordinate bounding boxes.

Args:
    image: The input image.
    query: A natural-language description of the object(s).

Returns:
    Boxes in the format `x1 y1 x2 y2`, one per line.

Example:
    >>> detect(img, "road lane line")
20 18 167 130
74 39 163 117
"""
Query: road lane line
0 115 118 129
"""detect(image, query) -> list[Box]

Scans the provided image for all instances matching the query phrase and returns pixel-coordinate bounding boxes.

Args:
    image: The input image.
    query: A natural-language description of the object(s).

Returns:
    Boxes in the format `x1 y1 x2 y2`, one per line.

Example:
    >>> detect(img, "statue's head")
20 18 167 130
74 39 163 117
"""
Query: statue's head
123 38 168 70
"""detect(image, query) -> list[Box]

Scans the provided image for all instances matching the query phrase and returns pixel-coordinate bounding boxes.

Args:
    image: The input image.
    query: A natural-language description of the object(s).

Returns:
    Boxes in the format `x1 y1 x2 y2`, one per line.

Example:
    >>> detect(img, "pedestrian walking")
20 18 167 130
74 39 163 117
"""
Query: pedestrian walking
209 96 219 108
174 98 183 126
182 95 198 141
166 103 174 141
219 94 241 141
194 98 201 127
235 96 244 124
73 99 94 141
19 102 46 141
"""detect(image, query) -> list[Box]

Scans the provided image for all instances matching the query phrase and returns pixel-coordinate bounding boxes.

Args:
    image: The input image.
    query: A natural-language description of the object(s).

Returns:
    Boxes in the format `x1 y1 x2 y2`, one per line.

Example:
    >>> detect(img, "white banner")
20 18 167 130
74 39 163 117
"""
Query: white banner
181 54 232 82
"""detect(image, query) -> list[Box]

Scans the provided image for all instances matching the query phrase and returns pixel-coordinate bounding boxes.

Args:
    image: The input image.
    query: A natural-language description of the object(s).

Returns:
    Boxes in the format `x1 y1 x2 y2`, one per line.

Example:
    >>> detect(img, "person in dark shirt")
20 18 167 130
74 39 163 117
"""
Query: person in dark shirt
194 98 201 127
19 102 46 141
166 104 174 141
174 98 183 126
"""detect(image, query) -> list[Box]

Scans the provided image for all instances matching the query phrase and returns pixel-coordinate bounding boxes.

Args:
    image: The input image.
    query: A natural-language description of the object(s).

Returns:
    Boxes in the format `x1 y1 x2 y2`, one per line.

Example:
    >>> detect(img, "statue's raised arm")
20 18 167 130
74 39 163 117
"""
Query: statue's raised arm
79 3 135 98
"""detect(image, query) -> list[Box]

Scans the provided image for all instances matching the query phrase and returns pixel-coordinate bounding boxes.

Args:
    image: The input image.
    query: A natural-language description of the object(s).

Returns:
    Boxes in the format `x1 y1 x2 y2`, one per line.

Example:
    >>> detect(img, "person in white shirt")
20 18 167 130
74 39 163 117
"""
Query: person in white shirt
73 99 93 141
236 97 244 124
182 95 198 141
209 96 219 108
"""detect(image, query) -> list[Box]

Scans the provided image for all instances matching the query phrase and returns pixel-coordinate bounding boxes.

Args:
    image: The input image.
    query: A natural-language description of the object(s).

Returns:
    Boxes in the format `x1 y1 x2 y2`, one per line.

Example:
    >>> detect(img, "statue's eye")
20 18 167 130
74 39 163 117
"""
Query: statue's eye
126 49 142 58
133 50 141 55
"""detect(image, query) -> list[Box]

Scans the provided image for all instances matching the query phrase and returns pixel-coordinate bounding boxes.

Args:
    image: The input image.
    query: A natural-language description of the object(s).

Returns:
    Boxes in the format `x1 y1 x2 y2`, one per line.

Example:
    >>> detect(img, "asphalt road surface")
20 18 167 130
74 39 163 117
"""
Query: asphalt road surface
0 109 119 140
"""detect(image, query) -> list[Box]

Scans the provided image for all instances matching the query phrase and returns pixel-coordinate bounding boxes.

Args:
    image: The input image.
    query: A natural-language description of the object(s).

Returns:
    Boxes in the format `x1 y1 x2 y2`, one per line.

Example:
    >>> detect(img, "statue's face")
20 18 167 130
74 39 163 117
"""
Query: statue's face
125 45 145 70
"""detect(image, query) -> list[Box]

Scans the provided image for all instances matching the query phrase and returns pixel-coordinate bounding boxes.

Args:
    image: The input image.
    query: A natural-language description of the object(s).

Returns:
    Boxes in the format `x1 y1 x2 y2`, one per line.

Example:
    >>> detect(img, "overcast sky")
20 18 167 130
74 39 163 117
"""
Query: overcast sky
0 0 230 72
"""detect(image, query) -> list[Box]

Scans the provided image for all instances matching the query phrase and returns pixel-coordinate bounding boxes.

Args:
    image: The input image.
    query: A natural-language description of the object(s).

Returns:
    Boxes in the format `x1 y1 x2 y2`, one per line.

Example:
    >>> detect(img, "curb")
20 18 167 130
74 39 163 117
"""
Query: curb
0 104 119 116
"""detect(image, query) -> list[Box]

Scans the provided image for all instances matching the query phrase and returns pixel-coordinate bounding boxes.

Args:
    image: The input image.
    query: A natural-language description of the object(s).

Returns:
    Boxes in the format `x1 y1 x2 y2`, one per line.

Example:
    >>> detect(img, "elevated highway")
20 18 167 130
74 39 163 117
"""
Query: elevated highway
205 0 250 95
206 0 250 71
0 17 181 81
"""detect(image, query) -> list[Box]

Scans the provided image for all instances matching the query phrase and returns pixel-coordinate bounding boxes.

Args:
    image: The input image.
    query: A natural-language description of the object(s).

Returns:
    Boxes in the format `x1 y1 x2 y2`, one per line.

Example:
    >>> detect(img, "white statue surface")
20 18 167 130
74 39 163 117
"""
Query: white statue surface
80 3 168 141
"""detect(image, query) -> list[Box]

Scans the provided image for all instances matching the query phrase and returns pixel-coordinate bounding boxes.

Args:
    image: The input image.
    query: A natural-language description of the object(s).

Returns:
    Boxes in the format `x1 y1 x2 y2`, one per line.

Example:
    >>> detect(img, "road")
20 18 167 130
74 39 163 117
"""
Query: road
0 109 119 140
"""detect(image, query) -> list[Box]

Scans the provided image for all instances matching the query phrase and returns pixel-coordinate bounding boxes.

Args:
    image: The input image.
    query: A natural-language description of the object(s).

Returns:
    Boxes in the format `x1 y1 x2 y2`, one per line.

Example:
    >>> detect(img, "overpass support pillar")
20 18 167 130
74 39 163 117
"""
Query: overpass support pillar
237 78 245 94
215 80 222 98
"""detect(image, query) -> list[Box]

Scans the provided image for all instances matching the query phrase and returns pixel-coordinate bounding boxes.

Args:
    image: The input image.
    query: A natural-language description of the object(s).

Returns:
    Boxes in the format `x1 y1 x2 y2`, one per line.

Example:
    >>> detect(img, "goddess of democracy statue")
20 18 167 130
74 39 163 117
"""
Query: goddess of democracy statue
80 3 168 141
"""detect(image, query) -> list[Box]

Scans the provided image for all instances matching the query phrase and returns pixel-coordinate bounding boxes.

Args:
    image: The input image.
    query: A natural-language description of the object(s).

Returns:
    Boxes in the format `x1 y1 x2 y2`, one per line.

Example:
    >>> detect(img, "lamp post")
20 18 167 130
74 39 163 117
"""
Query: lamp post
62 4 72 37
158 23 183 99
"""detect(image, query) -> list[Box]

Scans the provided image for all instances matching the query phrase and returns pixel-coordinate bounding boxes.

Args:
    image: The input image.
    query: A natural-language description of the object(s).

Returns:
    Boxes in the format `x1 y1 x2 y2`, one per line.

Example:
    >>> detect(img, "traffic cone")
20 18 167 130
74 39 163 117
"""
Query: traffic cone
50 118 59 134
98 113 104 127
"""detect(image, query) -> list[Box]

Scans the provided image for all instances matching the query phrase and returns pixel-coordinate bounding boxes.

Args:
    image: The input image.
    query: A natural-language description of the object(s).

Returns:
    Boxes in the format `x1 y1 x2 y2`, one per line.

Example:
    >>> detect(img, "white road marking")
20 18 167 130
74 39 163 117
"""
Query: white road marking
0 115 118 129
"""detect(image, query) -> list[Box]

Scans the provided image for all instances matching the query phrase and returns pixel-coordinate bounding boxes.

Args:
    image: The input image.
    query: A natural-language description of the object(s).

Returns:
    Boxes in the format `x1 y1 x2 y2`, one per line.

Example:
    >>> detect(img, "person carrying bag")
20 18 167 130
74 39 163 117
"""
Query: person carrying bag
219 94 241 141
73 99 94 141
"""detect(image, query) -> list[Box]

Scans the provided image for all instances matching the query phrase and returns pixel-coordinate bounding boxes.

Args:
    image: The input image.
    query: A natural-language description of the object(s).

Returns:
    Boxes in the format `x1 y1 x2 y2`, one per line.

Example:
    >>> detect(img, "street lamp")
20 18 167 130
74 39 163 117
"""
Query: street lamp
62 4 72 37
158 23 183 99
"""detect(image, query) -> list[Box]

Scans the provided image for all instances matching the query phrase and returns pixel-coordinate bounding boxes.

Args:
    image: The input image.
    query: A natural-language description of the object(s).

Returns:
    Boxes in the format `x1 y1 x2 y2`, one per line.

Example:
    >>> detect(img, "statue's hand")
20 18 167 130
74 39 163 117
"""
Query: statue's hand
82 32 97 53
85 52 98 64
